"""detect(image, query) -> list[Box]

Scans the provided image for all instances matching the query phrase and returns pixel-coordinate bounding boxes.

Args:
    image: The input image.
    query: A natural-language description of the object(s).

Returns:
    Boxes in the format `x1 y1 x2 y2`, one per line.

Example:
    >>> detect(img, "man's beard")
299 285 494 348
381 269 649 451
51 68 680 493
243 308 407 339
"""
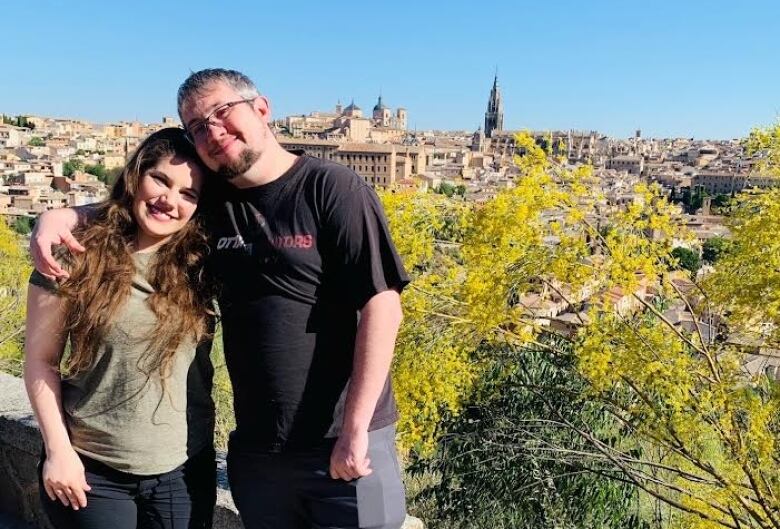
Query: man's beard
217 148 261 180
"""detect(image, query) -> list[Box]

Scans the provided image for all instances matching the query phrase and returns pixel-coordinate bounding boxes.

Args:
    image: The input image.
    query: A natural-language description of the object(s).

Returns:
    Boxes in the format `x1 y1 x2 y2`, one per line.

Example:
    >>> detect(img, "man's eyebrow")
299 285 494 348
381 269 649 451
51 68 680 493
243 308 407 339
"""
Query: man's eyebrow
185 101 226 129
185 116 203 129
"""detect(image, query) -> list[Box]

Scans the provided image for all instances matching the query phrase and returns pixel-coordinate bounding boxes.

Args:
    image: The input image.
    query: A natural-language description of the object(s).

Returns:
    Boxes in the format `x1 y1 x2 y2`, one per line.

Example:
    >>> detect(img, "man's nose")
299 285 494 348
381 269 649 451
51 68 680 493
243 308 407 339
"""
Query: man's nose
206 121 226 141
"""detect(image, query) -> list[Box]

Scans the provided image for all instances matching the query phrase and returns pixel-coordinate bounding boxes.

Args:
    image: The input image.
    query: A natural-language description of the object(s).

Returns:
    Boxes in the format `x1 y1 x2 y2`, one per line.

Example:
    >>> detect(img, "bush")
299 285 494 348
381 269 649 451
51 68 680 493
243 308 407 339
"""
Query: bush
409 344 649 529
12 216 34 235
701 237 730 264
85 164 108 182
671 246 700 274
63 159 84 177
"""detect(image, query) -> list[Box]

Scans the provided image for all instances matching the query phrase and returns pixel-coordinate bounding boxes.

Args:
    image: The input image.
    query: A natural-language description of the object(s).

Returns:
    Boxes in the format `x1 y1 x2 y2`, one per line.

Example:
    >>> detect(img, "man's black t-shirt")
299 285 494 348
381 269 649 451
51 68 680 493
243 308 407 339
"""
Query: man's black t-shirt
204 155 410 452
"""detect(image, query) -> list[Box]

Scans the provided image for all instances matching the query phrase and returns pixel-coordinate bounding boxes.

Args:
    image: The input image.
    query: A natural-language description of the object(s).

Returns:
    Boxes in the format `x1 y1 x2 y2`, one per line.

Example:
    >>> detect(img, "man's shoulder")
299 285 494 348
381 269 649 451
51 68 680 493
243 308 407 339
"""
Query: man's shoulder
299 156 367 194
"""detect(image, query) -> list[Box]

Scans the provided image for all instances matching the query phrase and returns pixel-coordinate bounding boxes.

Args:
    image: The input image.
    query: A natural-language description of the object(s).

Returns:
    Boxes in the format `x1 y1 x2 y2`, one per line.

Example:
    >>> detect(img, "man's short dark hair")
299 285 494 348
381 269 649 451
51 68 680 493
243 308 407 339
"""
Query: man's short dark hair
177 68 260 118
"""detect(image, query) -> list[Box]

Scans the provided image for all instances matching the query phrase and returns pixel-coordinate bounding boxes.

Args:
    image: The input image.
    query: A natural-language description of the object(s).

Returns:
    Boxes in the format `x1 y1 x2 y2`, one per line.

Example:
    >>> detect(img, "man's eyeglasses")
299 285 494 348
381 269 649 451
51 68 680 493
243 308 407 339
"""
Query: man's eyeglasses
184 98 255 144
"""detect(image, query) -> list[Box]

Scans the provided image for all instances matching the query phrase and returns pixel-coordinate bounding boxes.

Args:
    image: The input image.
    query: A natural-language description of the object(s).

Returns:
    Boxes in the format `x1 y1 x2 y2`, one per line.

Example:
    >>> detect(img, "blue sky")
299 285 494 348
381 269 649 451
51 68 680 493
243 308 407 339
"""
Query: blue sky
1 0 778 139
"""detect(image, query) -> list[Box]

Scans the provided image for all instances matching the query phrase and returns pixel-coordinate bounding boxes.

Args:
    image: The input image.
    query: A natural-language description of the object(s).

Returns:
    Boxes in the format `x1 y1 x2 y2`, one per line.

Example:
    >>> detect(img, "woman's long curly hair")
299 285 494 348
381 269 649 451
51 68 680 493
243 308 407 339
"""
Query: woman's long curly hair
59 127 214 380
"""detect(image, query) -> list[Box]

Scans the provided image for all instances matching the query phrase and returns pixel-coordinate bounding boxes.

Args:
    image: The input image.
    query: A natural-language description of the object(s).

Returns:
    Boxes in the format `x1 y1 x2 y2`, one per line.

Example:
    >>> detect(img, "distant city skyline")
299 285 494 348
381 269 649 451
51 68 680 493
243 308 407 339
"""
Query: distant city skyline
1 0 778 140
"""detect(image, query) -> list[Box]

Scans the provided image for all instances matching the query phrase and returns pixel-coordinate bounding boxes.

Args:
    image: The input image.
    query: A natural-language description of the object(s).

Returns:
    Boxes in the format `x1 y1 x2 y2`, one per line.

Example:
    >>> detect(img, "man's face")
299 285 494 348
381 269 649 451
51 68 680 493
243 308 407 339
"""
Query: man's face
180 81 269 181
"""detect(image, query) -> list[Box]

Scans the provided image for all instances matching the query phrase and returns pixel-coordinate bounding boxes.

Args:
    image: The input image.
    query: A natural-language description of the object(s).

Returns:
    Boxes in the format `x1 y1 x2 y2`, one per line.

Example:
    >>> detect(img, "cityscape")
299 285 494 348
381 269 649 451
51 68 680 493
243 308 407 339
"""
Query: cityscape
2 74 775 233
4 73 777 366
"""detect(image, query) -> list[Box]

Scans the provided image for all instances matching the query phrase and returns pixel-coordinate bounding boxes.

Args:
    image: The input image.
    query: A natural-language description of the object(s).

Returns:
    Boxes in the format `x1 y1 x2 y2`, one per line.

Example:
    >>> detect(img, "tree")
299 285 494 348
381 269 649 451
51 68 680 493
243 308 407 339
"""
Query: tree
671 246 701 274
0 220 32 375
745 121 780 177
379 189 475 455
689 188 707 213
680 188 692 208
415 344 650 529
388 130 780 529
85 163 108 182
63 159 84 177
702 237 730 264
705 189 780 344
1 115 33 128
713 194 731 208
436 182 456 198
11 116 33 129
28 136 45 147
12 216 34 236
384 131 682 457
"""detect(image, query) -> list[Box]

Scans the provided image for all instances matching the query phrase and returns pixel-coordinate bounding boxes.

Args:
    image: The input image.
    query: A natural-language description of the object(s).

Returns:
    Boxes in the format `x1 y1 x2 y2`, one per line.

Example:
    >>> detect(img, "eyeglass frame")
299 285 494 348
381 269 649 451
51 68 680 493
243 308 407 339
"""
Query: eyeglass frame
183 98 256 144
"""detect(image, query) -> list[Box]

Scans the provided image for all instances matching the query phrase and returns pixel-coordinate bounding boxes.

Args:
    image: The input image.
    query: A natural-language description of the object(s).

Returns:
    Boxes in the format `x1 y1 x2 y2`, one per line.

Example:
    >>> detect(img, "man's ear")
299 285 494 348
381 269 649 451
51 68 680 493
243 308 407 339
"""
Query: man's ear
254 96 272 123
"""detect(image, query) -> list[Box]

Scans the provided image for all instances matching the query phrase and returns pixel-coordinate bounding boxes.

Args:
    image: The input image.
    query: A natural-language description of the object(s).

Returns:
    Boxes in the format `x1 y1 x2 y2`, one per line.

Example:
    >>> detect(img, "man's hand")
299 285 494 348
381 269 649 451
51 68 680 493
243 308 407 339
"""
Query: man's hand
42 446 91 510
329 429 372 481
30 208 85 280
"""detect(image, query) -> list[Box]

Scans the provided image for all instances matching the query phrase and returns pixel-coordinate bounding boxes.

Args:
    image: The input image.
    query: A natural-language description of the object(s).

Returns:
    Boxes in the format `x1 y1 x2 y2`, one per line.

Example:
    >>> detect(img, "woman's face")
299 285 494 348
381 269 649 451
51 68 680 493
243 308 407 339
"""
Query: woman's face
132 154 204 252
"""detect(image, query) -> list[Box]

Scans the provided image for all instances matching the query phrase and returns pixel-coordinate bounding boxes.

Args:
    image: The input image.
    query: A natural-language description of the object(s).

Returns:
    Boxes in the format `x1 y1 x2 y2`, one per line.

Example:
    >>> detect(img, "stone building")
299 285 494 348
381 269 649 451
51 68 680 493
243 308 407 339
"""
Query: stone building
280 95 407 143
278 138 427 188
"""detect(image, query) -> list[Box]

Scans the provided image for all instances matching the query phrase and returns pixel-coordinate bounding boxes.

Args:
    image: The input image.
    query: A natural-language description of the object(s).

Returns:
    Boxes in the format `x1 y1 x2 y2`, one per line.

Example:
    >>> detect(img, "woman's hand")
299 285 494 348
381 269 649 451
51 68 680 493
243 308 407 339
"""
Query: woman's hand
42 447 91 510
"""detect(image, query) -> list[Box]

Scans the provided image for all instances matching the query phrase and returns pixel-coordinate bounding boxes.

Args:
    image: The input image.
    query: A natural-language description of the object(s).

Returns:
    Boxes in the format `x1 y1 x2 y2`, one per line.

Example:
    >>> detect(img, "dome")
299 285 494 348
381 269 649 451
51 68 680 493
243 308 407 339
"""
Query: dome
373 95 388 112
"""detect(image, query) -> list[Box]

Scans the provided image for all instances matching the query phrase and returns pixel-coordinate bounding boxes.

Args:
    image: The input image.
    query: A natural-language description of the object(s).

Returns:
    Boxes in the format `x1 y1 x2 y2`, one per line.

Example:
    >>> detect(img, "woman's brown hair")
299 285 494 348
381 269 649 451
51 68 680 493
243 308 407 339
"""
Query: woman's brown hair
59 127 213 380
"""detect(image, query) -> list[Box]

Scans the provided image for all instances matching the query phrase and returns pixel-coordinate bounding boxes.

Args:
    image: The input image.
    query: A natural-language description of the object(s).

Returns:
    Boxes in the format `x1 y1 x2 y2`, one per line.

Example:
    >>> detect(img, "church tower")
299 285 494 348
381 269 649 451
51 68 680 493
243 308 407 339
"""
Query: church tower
373 94 391 127
484 74 503 138
471 126 486 152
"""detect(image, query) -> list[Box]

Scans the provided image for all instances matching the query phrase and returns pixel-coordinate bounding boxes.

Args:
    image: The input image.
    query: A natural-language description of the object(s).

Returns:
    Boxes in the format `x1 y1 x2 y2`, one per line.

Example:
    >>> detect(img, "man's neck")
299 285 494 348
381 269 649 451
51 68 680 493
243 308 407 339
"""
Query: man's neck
231 143 299 189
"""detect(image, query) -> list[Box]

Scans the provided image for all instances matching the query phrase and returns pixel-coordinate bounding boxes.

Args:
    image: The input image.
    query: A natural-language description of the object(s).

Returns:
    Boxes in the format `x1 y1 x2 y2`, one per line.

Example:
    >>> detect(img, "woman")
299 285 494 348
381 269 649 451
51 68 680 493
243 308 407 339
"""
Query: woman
24 127 217 529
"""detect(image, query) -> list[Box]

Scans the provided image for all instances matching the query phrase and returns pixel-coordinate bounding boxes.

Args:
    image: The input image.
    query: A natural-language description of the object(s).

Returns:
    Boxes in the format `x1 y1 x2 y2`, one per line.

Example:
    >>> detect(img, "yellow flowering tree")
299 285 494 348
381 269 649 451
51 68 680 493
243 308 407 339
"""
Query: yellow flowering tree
745 121 780 177
379 190 478 454
383 133 680 455
0 220 32 375
386 128 780 528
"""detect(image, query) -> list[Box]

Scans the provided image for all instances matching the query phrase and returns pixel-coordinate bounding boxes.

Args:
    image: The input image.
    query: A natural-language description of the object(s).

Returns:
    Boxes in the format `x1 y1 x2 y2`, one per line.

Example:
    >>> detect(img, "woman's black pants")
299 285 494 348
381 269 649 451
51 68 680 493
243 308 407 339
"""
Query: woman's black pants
38 448 216 529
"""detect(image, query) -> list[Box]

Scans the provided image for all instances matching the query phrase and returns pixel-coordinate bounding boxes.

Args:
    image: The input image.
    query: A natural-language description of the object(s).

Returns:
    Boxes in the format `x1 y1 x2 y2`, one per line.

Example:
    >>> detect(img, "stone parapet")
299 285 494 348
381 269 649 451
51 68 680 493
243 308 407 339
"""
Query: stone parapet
0 373 423 528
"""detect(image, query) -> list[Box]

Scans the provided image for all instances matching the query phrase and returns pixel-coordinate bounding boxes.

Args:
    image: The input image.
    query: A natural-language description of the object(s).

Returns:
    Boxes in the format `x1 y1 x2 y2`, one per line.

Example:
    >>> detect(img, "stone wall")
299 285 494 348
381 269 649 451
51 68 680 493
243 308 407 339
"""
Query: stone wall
0 372 48 528
0 373 422 529
0 372 263 528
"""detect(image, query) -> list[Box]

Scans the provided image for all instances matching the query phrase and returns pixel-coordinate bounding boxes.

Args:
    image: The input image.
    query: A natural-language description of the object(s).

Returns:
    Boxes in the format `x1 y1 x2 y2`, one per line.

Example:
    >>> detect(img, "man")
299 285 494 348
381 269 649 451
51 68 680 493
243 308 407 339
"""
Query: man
32 68 409 529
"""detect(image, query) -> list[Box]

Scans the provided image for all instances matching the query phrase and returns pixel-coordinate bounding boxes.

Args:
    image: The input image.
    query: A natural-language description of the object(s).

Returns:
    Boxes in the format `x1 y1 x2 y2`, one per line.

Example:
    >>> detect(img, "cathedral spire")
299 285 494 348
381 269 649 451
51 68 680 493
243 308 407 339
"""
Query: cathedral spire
484 73 504 138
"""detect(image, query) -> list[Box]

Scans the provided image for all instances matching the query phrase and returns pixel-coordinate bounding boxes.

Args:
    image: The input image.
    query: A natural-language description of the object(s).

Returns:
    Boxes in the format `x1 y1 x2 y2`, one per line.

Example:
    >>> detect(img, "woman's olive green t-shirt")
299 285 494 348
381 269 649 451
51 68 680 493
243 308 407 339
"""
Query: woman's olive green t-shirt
30 252 215 475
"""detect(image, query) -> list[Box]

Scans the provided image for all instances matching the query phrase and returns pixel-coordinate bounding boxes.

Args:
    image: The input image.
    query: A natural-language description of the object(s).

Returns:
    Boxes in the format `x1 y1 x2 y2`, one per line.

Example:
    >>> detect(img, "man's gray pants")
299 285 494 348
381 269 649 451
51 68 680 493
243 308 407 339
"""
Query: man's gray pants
227 424 406 529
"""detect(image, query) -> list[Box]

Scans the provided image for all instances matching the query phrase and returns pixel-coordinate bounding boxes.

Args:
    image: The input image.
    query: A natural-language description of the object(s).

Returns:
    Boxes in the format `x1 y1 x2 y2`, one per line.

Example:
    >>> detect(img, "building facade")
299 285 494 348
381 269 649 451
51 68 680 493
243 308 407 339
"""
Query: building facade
278 138 427 188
